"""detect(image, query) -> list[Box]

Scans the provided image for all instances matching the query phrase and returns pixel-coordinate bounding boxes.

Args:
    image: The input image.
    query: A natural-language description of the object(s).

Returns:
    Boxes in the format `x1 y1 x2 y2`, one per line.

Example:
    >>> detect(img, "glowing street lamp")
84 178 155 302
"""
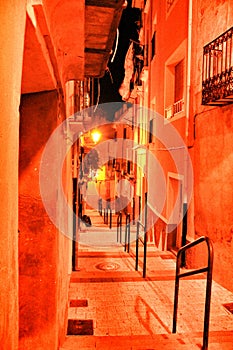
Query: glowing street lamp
91 130 101 144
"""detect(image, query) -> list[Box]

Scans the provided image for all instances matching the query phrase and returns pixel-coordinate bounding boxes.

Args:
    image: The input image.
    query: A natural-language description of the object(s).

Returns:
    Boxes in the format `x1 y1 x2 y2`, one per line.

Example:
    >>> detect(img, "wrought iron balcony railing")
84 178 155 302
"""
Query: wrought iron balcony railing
202 27 233 106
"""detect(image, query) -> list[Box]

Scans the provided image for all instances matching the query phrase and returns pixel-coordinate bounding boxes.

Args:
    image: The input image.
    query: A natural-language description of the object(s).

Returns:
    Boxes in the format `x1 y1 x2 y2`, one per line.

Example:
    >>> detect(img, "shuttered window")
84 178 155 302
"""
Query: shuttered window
174 60 184 102
151 32 156 60
149 119 153 143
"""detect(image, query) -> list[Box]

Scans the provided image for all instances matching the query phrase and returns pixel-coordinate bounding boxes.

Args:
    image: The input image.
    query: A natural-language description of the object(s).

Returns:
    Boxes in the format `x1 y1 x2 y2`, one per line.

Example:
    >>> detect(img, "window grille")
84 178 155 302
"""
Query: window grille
202 27 233 106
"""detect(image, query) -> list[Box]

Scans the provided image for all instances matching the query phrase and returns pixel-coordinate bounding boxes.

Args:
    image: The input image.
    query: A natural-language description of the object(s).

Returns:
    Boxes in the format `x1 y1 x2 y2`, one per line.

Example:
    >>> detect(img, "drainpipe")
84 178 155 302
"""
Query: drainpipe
186 0 192 139
183 0 193 249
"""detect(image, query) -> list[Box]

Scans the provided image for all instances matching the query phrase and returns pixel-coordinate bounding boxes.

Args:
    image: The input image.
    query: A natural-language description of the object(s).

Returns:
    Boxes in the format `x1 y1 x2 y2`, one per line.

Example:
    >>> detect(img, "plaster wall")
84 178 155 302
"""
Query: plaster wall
190 0 233 291
42 0 85 84
19 91 70 349
0 1 26 349
145 0 189 227
149 0 188 115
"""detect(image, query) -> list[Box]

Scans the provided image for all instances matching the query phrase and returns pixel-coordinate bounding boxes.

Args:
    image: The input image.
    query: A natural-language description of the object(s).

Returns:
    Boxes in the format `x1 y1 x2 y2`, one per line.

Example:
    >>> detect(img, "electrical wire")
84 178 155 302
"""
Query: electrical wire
111 28 119 63
157 146 186 151
129 38 141 45
94 78 100 113
106 67 114 84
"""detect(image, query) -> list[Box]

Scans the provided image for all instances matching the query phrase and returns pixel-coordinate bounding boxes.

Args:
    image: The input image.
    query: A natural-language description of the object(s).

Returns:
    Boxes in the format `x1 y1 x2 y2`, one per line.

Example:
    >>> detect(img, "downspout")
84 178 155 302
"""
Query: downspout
183 0 193 249
186 0 192 139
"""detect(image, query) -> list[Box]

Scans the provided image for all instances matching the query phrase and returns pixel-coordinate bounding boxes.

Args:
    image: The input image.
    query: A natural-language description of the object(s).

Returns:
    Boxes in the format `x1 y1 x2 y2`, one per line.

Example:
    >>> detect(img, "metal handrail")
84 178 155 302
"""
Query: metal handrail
98 198 102 216
109 208 112 228
104 206 112 228
103 200 112 228
135 192 148 278
172 236 214 350
103 208 107 224
117 212 122 243
135 220 147 278
78 202 83 222
132 197 135 224
124 214 131 253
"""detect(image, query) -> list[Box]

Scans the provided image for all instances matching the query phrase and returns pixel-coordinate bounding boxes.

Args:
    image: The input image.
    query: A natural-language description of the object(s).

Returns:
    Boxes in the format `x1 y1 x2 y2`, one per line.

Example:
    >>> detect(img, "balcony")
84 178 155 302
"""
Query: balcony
202 27 233 106
165 99 184 119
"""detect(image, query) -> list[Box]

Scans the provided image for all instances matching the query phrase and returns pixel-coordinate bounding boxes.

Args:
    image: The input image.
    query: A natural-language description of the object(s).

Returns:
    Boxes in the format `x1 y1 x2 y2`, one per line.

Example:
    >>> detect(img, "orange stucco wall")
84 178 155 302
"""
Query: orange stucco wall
190 0 233 291
0 1 26 348
146 0 189 234
19 91 70 349
149 0 188 115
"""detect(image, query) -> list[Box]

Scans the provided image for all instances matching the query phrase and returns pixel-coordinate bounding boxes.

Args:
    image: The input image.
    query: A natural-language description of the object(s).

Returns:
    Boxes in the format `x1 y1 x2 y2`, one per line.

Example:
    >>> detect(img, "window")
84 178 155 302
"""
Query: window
164 40 186 119
174 60 184 103
165 60 185 118
137 125 140 144
151 12 157 62
149 119 153 143
151 31 156 61
127 160 132 174
144 42 149 67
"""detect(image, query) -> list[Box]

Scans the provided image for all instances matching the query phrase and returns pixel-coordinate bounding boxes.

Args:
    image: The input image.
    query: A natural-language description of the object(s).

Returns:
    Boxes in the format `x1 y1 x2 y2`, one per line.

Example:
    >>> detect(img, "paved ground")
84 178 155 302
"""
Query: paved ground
61 210 233 349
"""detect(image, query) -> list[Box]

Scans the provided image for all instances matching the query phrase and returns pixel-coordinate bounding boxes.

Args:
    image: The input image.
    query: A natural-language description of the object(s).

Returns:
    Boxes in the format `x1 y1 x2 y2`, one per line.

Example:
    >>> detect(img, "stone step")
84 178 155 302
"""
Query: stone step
60 330 233 350
69 273 175 284
60 333 200 350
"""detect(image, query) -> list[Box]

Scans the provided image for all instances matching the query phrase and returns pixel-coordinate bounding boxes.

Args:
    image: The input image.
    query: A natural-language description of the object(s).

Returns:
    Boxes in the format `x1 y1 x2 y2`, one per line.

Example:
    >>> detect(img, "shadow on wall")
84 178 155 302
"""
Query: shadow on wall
19 90 59 176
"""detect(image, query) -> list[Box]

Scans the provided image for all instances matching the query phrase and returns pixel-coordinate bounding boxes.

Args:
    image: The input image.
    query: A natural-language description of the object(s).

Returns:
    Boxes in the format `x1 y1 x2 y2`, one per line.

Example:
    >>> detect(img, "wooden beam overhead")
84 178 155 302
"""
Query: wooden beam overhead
85 48 111 54
85 0 125 9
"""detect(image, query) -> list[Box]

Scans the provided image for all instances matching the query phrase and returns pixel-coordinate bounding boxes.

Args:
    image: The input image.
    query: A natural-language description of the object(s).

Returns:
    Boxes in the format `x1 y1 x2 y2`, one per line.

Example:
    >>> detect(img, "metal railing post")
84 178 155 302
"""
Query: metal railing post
172 259 180 333
139 195 141 220
143 230 147 278
98 198 102 216
106 207 108 224
135 221 139 271
117 212 122 243
203 237 214 350
135 220 146 277
143 192 148 278
124 214 130 253
172 236 214 350
109 208 112 229
132 197 135 224
127 215 131 253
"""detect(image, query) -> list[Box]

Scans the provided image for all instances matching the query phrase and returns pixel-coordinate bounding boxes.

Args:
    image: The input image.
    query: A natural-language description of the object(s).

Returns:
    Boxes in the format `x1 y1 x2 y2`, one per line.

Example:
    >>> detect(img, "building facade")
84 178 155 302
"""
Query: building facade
190 0 233 292
131 0 233 292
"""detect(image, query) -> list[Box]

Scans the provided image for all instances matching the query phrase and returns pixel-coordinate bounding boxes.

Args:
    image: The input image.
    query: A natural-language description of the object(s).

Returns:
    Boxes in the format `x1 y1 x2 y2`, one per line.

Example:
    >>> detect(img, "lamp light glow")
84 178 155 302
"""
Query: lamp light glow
91 130 101 143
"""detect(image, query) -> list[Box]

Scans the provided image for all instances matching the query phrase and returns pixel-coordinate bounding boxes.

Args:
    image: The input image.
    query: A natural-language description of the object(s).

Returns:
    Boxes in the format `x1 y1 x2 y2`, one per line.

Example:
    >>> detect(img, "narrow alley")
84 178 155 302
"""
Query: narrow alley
1 1 233 350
